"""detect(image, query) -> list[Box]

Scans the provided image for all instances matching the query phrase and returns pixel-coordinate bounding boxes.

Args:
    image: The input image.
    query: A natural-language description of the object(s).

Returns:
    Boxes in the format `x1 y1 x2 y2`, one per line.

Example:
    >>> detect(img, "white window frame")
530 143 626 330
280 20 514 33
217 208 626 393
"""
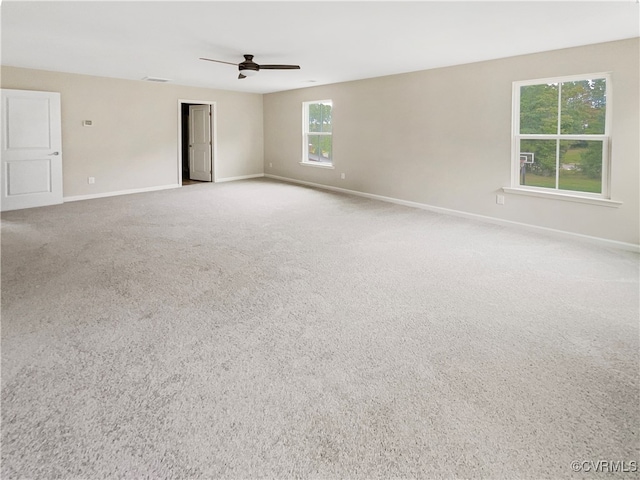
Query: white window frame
301 99 334 169
506 72 620 207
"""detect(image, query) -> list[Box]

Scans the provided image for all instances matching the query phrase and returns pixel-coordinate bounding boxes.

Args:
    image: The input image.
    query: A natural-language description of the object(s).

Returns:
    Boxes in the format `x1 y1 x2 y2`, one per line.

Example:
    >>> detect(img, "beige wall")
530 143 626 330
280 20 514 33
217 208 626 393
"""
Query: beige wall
1 67 264 197
264 39 640 245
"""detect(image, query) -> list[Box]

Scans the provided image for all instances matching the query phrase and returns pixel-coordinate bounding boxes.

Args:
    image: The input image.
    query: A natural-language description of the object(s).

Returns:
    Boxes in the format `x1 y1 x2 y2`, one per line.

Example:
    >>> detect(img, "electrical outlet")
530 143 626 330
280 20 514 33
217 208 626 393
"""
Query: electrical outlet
269 162 273 168
340 173 346 179
88 176 95 184
496 194 505 205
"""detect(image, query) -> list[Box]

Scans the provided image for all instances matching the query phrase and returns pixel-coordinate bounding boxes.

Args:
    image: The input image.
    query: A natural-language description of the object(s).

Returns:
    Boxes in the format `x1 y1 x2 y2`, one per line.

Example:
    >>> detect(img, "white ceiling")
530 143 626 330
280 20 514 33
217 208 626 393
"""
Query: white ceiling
2 1 639 94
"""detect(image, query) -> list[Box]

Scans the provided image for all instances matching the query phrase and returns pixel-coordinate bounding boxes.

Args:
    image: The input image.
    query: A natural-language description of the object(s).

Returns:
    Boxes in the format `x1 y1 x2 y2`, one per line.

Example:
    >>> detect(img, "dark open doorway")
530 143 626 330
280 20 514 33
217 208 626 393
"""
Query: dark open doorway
179 100 215 185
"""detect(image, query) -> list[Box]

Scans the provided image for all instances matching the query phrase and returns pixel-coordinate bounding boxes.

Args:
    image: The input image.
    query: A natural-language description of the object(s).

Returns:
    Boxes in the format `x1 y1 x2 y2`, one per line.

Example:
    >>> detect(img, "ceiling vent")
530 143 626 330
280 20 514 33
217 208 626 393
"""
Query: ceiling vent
142 76 171 83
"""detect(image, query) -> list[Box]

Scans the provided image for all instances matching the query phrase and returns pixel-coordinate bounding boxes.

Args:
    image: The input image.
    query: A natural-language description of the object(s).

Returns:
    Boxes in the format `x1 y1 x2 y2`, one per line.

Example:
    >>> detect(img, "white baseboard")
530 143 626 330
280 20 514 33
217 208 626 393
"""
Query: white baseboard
62 173 266 204
264 174 640 253
64 184 181 203
216 173 265 183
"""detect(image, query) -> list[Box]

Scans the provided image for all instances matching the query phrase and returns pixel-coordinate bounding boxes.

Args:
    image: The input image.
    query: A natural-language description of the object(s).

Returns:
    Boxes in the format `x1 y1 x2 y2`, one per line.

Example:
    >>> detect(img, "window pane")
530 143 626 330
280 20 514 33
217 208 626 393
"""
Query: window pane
560 79 606 135
308 102 332 133
519 139 557 189
307 135 332 163
307 135 319 161
558 140 602 193
520 83 558 134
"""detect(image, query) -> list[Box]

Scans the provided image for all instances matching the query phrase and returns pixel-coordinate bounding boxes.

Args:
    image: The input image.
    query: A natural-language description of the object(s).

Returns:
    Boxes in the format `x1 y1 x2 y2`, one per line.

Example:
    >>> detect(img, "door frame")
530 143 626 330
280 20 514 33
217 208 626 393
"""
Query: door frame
177 99 217 185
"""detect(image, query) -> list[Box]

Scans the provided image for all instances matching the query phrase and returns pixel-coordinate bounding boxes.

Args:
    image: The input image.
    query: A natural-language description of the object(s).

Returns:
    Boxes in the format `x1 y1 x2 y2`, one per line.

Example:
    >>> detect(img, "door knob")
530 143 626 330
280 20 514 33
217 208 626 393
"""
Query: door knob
49 152 59 156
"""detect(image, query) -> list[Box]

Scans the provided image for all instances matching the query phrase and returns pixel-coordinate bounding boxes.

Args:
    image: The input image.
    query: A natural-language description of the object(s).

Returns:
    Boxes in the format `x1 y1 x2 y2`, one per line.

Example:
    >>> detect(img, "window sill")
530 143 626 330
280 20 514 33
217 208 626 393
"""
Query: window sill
502 187 622 208
299 161 335 169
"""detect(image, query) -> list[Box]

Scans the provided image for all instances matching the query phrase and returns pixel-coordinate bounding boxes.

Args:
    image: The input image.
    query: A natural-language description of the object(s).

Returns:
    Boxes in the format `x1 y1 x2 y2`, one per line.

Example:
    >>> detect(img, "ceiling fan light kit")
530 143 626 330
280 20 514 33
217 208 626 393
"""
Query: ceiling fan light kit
239 68 258 77
200 54 300 79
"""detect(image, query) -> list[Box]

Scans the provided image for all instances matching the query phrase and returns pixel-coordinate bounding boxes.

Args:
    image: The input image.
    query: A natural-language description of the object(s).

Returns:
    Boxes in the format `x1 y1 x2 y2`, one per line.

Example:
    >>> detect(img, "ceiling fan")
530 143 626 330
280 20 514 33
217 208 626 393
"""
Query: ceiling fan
200 54 300 79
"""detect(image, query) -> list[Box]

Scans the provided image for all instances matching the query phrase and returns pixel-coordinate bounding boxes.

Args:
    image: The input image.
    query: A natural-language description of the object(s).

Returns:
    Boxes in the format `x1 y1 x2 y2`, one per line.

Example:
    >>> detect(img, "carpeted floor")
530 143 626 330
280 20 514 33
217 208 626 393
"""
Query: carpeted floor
1 178 638 479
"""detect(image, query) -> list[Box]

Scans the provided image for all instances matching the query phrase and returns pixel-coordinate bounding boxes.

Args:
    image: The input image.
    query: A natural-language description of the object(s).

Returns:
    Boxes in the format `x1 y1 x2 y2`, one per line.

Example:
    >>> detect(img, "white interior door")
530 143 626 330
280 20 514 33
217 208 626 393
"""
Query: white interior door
1 89 63 212
189 105 212 182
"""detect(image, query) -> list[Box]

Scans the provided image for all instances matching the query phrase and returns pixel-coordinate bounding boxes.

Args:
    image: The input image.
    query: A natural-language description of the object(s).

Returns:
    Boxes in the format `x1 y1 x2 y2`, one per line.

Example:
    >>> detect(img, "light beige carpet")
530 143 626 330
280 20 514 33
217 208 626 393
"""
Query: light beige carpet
1 178 638 478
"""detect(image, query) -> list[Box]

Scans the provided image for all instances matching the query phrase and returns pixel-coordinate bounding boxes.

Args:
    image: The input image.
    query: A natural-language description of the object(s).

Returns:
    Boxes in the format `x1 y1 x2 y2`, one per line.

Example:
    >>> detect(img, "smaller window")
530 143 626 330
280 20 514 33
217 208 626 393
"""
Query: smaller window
302 100 333 166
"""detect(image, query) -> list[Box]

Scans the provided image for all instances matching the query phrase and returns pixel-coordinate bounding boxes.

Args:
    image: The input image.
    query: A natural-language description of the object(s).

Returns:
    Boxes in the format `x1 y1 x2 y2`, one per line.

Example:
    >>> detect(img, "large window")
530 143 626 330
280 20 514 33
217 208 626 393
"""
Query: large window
512 74 610 198
302 100 333 167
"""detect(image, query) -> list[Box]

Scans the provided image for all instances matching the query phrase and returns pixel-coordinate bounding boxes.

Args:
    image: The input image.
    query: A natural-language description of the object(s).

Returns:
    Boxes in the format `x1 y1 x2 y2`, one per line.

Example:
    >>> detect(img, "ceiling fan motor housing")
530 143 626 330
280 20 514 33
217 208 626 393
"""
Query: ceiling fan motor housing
239 54 259 74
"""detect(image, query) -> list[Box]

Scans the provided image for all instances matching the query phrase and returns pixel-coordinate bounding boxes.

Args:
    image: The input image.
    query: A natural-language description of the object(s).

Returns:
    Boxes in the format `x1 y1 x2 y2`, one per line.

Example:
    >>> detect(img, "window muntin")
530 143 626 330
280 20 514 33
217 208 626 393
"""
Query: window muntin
302 100 332 165
513 74 610 198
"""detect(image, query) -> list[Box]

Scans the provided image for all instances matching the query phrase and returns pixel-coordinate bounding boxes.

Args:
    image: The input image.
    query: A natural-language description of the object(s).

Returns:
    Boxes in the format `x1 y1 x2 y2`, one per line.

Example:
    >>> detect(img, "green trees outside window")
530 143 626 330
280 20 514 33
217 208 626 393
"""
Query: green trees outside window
303 101 332 164
516 77 608 195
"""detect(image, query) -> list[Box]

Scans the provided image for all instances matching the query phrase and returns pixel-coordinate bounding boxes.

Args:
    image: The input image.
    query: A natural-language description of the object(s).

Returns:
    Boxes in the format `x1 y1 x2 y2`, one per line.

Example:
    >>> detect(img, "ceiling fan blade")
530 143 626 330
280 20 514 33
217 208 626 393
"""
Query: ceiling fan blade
259 64 300 70
200 57 239 66
238 73 246 79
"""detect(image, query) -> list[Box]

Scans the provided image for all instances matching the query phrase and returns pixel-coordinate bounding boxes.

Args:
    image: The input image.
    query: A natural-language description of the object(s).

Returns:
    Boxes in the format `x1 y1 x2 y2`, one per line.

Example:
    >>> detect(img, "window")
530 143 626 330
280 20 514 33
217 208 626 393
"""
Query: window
302 100 333 167
512 74 611 198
